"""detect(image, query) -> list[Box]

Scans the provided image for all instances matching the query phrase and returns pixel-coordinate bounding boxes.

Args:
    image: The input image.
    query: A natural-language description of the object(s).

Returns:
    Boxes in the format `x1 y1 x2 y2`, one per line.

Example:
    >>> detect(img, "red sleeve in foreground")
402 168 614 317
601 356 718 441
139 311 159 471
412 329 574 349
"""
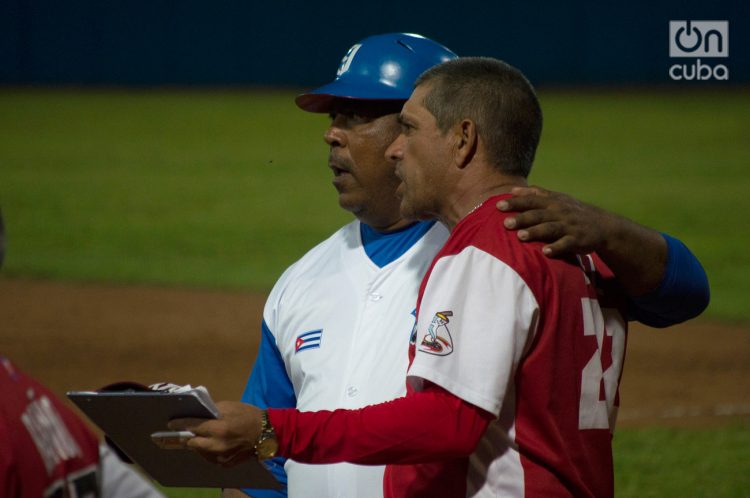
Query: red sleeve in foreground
267 384 493 465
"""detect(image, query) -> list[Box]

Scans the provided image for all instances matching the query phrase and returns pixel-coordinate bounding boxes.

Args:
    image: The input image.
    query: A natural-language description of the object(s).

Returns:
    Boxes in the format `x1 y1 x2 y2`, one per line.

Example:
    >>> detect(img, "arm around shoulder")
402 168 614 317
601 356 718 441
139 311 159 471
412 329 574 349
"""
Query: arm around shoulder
576 213 710 326
498 186 709 326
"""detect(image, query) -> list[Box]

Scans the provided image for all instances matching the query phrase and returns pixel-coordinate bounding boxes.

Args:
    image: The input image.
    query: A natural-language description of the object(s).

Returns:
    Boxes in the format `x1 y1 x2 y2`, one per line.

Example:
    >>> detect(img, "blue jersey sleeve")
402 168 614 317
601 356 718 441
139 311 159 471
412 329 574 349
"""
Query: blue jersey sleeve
627 233 710 328
240 320 296 498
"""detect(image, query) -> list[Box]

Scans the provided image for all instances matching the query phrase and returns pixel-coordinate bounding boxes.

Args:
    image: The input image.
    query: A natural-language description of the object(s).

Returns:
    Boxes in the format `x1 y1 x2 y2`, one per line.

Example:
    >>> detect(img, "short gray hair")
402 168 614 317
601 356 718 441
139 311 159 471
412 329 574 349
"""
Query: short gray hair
415 57 542 177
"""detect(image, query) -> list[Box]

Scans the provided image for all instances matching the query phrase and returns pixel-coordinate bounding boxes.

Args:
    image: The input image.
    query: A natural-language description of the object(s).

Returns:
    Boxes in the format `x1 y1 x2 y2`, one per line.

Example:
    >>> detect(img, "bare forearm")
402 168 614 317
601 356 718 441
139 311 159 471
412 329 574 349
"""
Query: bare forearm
594 210 667 297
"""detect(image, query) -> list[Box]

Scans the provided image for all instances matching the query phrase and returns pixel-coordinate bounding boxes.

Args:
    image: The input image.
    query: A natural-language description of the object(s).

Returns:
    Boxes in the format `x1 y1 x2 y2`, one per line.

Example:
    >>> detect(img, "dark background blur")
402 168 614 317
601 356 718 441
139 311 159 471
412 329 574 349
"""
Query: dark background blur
1 0 747 86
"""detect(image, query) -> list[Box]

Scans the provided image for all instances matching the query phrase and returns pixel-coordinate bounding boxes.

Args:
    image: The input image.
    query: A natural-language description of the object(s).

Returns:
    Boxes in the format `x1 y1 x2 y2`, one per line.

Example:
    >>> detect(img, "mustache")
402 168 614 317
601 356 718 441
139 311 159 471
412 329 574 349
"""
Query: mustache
328 153 354 173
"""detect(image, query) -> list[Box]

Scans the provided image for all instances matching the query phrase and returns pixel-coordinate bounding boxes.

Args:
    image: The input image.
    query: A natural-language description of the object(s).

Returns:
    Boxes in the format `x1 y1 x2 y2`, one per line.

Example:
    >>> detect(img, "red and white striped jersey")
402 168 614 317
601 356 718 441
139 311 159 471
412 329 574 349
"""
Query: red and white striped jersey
390 194 628 498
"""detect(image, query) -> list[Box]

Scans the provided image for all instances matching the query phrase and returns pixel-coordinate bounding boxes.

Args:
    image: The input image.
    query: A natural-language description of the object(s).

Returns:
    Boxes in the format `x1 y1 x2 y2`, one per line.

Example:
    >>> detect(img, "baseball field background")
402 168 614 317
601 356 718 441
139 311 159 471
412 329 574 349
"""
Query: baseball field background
1 87 748 497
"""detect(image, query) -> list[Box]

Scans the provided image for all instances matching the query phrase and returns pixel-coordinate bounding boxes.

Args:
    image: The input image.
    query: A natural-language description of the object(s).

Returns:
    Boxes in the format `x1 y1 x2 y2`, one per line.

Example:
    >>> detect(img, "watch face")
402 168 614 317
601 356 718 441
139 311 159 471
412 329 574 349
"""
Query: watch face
257 437 279 459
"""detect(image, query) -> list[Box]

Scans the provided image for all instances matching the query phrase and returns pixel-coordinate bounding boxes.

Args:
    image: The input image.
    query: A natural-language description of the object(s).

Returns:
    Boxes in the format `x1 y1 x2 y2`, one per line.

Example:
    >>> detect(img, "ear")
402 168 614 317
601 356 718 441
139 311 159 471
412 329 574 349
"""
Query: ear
453 119 478 169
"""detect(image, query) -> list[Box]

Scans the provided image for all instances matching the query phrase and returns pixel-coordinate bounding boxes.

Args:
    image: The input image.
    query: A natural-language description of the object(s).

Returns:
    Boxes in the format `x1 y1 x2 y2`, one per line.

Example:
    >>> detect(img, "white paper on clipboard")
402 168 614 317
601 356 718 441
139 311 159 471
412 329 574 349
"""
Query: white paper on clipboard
67 388 281 489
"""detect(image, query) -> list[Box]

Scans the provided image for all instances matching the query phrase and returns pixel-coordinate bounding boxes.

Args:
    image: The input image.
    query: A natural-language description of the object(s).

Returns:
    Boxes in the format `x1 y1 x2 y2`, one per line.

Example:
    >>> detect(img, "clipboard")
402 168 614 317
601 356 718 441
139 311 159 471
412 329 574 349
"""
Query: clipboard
67 390 281 489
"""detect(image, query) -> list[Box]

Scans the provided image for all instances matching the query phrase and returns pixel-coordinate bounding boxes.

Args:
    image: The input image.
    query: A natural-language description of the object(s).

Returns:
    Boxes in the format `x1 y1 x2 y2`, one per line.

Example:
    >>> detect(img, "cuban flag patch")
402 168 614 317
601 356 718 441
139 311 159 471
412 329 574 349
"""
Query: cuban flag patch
295 329 323 353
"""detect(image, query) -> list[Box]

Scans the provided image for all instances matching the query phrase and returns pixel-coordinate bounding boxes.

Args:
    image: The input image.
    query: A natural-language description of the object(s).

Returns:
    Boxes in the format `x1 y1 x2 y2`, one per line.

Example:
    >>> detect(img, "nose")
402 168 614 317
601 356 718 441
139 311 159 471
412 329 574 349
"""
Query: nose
385 133 404 163
324 116 347 147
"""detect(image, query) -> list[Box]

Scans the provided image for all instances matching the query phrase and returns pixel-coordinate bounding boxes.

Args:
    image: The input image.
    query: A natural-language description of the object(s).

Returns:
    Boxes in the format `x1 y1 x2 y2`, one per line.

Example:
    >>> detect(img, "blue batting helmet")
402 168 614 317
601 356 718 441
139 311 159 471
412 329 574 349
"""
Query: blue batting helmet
295 33 457 112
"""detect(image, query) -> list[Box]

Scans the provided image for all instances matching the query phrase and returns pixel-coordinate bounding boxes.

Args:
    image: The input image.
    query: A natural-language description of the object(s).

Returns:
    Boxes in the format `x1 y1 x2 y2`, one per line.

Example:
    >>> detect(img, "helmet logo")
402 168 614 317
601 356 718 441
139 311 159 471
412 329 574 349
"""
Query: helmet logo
336 43 362 77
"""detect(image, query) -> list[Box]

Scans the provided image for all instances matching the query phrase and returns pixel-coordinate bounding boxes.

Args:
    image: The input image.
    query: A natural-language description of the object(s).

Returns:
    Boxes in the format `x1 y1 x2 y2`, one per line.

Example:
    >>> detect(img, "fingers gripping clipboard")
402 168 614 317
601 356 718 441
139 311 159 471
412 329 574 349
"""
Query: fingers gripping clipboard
67 387 281 489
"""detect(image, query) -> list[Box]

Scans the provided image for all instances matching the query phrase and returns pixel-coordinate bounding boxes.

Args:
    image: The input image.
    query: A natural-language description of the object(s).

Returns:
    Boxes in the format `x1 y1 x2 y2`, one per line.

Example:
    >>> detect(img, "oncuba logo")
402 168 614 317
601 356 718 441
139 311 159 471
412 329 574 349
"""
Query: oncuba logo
669 21 729 81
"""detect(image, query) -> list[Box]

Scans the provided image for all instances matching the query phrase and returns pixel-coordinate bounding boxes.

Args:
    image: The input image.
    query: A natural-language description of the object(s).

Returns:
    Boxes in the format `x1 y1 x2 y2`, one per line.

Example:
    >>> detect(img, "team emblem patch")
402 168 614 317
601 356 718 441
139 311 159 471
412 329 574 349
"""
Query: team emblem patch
295 329 323 353
418 311 454 356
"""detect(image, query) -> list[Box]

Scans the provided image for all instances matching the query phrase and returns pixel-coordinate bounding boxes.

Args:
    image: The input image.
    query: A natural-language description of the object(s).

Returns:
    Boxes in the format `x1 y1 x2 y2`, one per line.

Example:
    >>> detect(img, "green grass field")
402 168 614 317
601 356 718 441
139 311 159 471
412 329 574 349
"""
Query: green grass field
2 89 749 497
1 88 749 321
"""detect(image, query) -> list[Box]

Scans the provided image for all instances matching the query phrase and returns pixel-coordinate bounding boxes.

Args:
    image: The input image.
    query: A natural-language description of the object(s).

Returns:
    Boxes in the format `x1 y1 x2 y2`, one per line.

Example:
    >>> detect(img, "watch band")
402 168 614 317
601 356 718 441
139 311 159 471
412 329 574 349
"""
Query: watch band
254 410 278 461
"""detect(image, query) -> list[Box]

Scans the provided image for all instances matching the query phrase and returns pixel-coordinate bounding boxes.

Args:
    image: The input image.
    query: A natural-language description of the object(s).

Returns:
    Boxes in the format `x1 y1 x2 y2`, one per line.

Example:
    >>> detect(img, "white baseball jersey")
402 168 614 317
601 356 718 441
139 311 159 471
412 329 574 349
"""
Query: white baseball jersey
243 219 449 498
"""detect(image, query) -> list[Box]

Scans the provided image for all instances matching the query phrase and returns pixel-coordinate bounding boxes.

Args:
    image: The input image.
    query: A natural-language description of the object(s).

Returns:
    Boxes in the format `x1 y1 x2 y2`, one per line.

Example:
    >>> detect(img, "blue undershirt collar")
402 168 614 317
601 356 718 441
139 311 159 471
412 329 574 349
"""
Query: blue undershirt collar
360 220 437 268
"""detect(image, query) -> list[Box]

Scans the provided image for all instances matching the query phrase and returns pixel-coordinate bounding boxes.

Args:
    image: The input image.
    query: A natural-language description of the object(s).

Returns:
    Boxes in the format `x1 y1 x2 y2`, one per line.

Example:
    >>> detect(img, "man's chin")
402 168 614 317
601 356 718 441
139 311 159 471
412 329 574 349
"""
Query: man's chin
338 195 364 216
399 201 434 223
398 202 417 221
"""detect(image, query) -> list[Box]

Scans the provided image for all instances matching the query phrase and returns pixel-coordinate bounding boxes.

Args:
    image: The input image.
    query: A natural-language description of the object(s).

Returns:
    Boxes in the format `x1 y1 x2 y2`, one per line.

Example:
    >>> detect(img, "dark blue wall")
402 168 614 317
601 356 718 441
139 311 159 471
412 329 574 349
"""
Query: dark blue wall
1 0 747 86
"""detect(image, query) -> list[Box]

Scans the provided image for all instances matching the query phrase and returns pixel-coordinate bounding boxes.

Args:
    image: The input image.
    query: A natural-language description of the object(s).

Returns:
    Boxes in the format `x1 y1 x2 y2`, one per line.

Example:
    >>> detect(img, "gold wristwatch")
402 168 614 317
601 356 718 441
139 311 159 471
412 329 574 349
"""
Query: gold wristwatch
254 410 278 461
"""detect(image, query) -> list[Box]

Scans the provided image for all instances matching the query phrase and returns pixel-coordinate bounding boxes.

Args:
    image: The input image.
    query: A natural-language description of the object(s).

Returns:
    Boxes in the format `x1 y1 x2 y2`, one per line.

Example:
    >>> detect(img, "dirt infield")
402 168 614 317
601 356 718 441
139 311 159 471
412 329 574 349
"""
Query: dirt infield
1 277 748 429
